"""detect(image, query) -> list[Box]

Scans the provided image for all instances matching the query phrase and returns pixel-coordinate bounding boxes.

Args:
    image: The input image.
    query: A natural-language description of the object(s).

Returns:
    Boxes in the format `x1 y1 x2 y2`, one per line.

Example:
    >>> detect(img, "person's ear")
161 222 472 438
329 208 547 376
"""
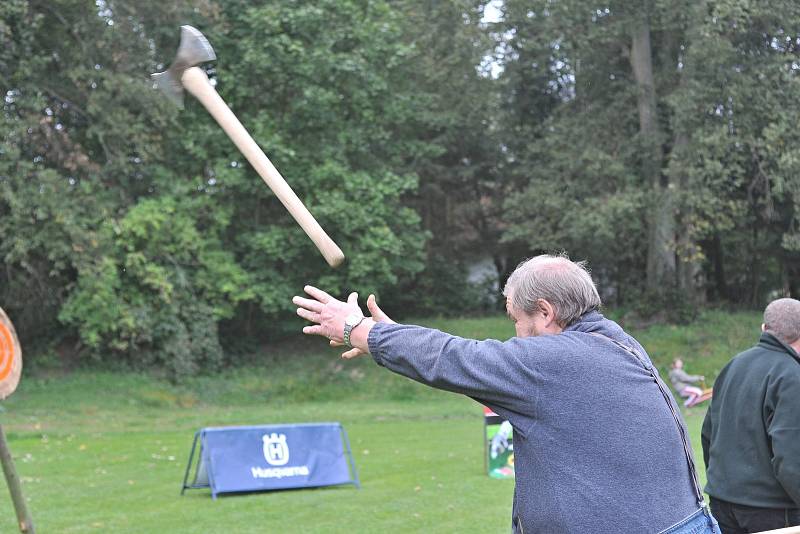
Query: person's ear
761 323 766 332
538 299 557 326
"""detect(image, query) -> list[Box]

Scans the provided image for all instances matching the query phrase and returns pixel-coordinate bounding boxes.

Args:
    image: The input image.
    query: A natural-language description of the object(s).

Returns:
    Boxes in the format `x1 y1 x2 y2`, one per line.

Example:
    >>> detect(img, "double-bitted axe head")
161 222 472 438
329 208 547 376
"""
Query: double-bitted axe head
151 25 216 108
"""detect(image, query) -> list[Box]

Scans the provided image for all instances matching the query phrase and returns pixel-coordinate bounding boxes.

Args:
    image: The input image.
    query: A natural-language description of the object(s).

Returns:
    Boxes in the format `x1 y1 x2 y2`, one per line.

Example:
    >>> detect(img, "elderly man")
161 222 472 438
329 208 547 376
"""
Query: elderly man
294 254 720 533
702 298 800 533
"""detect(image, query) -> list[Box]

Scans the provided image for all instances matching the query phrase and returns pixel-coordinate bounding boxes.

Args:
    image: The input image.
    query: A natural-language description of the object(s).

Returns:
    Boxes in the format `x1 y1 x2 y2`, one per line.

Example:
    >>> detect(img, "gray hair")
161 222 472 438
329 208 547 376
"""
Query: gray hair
502 254 602 327
763 298 800 344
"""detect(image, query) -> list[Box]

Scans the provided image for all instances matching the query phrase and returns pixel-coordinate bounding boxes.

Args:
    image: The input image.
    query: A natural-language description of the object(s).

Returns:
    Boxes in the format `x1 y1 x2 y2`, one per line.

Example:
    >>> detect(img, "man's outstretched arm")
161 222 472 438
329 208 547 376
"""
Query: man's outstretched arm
293 286 538 417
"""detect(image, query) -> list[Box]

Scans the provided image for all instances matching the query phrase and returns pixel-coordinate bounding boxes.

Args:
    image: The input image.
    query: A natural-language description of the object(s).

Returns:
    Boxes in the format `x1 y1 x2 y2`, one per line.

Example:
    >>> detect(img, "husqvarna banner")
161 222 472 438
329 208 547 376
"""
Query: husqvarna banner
181 423 360 498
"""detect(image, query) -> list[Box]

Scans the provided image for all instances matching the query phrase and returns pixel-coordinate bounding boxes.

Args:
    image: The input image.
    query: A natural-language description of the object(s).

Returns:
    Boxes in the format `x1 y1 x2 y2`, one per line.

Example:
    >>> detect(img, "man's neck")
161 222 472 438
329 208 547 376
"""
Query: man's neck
765 331 800 357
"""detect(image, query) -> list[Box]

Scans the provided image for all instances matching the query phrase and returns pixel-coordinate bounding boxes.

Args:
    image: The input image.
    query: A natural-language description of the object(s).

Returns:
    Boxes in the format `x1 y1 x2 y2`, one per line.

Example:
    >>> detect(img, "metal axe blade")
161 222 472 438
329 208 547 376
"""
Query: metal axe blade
151 25 217 109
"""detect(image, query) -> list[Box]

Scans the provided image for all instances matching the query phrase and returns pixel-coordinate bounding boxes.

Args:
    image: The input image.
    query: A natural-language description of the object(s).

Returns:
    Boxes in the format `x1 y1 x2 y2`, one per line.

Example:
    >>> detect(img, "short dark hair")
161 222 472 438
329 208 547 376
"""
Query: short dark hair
763 298 800 344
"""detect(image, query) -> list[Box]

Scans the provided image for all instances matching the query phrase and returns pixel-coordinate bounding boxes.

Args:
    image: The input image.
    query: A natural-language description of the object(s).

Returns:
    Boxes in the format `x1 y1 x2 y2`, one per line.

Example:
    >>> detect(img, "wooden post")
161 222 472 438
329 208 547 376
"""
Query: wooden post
0 424 35 533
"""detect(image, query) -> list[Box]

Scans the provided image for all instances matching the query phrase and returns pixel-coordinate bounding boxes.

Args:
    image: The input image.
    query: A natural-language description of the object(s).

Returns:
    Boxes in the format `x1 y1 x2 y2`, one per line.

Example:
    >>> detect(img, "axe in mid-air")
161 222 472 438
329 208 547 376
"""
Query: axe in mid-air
152 26 345 268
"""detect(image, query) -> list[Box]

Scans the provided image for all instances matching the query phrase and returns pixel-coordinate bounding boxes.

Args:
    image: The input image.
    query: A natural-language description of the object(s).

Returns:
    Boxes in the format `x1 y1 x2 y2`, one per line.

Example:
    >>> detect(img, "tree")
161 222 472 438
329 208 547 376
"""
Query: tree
498 0 662 306
2 0 434 375
497 0 800 310
669 0 800 304
377 0 513 313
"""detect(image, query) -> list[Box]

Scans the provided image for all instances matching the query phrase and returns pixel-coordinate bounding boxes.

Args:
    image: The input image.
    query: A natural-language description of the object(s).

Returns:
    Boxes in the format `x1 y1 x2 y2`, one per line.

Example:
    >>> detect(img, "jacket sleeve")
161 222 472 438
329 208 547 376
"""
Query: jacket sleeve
368 322 541 417
701 408 713 469
674 369 701 383
767 371 800 506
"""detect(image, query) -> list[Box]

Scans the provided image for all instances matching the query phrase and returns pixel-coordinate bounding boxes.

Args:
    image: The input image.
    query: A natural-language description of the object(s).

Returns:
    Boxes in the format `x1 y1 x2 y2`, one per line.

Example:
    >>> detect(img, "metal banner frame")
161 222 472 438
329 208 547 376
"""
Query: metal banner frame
181 422 360 499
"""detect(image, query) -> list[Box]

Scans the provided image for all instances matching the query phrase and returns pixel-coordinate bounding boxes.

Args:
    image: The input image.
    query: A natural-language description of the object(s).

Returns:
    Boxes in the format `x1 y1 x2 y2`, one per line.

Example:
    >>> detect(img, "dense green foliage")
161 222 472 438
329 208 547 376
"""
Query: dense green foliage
498 0 800 313
1 1 798 375
2 1 433 376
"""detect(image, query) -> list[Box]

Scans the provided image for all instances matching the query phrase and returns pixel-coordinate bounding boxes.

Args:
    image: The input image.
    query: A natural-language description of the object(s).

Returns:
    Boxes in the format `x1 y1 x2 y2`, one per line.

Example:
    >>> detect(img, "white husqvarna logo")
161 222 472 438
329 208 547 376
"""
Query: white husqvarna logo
262 433 289 466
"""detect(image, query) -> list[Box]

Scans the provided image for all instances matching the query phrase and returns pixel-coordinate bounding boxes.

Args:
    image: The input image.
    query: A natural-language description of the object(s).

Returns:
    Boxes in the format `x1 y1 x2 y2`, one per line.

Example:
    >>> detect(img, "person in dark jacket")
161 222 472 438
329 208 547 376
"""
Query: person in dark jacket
294 254 721 534
702 298 800 533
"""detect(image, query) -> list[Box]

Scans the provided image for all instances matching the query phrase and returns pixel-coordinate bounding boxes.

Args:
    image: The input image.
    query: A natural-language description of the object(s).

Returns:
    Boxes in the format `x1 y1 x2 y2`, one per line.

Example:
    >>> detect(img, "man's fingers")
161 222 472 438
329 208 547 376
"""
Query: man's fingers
367 294 383 319
341 347 364 359
292 296 323 312
302 325 326 336
367 294 394 323
303 285 333 304
330 339 344 347
296 308 321 323
347 292 359 306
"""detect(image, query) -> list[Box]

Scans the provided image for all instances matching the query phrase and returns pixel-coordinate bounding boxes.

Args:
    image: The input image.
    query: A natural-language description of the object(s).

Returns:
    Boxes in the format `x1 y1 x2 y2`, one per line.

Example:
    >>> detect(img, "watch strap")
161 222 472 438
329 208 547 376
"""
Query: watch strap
343 315 365 348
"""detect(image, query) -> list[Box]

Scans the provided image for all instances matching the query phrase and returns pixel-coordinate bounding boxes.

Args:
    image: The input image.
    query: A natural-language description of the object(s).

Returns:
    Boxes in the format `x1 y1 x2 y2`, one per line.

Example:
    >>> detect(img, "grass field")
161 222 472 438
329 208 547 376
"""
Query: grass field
0 309 762 533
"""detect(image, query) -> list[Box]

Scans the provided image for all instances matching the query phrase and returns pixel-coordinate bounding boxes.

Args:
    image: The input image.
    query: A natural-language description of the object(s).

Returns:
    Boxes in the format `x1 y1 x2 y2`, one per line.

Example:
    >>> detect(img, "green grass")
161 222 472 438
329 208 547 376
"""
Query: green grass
0 309 761 532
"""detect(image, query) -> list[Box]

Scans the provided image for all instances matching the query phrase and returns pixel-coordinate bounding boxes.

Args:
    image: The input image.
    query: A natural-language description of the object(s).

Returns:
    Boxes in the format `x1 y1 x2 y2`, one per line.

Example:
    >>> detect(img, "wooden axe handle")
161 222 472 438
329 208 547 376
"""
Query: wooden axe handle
181 67 345 268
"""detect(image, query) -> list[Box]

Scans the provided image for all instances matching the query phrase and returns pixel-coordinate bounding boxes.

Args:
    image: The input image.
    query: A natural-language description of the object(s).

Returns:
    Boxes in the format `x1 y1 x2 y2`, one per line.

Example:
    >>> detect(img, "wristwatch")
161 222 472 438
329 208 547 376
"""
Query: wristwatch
343 313 365 348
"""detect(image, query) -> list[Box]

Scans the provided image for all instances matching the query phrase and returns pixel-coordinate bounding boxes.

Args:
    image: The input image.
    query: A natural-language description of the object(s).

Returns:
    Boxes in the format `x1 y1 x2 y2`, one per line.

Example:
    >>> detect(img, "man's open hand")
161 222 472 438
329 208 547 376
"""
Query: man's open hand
292 288 393 359
293 286 361 344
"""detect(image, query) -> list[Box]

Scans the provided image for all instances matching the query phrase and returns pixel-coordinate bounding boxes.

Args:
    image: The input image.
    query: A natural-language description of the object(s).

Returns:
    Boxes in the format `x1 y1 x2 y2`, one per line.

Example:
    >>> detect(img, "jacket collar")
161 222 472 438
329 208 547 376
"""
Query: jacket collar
564 310 606 334
759 332 800 364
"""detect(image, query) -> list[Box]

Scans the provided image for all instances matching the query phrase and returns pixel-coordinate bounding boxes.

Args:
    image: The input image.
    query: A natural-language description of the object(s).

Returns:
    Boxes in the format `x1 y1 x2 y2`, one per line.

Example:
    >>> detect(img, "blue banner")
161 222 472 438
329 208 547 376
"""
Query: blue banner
182 423 359 498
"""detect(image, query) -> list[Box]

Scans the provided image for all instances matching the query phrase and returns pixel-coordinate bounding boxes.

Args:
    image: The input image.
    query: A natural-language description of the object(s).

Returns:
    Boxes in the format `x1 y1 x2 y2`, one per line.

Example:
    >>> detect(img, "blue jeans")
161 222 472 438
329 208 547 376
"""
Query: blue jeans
660 507 722 534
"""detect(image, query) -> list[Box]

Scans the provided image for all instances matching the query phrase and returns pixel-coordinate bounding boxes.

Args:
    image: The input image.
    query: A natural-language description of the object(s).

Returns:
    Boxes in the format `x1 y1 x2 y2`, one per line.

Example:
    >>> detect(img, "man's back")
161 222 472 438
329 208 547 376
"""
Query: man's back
702 333 800 508
370 311 702 533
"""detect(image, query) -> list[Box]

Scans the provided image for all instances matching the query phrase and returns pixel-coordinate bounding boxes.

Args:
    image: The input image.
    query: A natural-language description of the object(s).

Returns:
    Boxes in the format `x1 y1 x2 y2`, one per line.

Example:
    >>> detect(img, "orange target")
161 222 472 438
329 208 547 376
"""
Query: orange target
0 307 22 400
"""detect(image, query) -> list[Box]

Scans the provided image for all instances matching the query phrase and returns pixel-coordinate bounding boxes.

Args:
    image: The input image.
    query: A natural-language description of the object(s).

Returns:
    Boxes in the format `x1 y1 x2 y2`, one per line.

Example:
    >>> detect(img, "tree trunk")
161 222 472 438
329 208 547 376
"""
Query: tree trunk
629 8 676 293
672 130 703 302
749 225 761 307
777 253 800 298
708 234 729 302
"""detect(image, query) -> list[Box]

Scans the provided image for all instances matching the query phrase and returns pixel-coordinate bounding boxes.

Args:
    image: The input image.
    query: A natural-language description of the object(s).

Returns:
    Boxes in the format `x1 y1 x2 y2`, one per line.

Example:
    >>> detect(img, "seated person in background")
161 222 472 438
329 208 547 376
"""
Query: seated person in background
669 358 707 407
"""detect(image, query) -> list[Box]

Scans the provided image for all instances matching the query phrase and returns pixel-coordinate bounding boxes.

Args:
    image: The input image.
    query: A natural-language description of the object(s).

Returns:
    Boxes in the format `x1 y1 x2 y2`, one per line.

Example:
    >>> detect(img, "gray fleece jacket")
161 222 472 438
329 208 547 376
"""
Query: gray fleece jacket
368 311 700 533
